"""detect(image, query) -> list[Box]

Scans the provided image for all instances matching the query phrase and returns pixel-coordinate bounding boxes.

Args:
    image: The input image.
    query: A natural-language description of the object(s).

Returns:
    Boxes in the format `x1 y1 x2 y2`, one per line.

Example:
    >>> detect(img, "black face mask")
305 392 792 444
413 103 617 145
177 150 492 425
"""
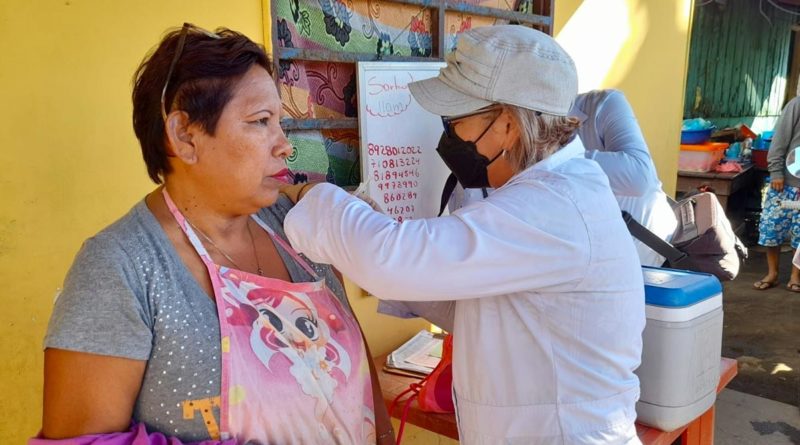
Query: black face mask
435 116 503 215
435 117 504 189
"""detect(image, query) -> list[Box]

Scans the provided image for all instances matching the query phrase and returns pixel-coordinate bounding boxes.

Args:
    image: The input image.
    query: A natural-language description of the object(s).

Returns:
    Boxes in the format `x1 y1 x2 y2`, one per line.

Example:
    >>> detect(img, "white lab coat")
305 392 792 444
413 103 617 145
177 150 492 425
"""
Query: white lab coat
452 90 676 267
284 139 645 444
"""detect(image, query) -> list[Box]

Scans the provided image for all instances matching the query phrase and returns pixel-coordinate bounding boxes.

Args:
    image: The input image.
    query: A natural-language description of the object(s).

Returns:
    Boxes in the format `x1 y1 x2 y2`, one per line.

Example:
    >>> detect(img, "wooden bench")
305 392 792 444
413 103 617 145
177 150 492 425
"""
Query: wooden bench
376 356 738 444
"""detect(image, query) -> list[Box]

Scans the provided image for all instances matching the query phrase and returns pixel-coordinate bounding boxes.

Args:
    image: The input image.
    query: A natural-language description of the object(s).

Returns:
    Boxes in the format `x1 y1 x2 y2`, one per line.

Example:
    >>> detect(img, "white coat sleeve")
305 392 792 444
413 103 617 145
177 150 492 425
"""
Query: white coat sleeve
283 183 589 302
583 91 658 197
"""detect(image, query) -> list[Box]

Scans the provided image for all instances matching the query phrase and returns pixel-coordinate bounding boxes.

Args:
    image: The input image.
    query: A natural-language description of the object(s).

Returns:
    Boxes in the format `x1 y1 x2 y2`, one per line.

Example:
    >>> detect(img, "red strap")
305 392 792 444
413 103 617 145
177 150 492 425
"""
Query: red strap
389 385 416 416
396 393 416 445
388 374 431 445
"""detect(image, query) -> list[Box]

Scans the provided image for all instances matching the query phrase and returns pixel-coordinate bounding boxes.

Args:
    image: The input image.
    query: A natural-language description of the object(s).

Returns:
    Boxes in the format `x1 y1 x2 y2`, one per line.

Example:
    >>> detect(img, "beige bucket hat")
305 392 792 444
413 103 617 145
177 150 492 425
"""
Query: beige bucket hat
409 25 578 117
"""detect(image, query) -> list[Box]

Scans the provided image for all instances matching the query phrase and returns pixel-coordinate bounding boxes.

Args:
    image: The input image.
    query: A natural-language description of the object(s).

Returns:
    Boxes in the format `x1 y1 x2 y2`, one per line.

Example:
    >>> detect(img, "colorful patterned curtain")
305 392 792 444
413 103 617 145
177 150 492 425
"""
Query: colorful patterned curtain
275 0 517 186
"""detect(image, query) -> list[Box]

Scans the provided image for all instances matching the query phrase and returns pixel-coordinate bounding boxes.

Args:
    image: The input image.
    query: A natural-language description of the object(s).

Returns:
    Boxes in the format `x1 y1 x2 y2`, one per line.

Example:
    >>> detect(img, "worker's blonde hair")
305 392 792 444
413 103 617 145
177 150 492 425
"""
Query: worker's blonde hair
502 105 581 172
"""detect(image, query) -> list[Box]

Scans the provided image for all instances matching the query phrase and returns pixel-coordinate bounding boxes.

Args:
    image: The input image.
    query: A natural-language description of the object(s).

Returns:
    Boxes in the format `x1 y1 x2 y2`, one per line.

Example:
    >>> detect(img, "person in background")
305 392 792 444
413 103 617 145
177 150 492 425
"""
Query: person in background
572 89 677 267
282 25 645 444
452 89 677 267
34 24 392 444
754 95 800 291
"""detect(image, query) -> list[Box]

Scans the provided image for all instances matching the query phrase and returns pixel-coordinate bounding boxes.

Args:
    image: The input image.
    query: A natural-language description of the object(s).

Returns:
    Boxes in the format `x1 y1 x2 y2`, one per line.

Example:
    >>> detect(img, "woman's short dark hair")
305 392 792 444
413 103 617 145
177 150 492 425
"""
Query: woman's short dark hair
132 25 272 183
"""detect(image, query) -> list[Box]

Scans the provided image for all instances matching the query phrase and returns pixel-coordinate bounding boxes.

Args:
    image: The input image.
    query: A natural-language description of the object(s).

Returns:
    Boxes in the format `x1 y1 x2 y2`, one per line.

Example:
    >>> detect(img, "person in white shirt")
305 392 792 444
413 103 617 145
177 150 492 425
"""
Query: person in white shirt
282 25 645 445
452 89 677 267
573 90 677 267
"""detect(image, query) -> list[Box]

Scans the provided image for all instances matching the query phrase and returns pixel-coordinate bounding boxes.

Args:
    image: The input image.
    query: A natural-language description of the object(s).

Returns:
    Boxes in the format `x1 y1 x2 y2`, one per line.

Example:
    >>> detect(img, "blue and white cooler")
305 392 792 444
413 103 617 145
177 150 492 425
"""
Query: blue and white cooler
635 266 724 431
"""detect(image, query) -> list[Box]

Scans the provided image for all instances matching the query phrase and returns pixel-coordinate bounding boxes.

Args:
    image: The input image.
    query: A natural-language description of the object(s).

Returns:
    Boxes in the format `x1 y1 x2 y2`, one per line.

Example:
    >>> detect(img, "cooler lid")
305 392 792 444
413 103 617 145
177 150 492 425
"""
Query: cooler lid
642 266 722 307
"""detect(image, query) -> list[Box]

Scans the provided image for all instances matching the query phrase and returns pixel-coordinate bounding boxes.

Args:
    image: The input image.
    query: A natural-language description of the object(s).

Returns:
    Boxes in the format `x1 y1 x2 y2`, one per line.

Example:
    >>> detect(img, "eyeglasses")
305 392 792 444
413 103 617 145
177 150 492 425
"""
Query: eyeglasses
161 23 221 122
441 106 501 138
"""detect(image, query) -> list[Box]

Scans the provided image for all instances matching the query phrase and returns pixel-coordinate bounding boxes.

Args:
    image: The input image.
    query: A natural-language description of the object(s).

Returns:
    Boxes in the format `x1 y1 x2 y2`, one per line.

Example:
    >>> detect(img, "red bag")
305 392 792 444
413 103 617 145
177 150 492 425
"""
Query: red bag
389 334 454 444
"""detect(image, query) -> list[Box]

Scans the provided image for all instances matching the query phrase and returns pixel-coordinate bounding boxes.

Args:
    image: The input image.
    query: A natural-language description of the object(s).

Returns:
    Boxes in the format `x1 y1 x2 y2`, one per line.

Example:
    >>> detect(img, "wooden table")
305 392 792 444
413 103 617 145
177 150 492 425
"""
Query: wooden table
676 164 756 210
376 356 738 444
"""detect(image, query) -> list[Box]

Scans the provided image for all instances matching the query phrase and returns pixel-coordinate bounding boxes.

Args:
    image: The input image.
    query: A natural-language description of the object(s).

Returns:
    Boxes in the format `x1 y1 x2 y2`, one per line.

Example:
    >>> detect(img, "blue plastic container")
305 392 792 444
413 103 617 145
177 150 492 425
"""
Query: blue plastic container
636 266 723 431
753 136 771 150
680 128 714 145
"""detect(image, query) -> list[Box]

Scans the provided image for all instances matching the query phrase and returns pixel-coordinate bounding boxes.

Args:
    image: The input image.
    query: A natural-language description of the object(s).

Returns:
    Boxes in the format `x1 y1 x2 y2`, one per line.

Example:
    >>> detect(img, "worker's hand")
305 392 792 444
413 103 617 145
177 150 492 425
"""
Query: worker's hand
350 189 384 213
771 177 785 192
347 181 384 213
279 182 320 204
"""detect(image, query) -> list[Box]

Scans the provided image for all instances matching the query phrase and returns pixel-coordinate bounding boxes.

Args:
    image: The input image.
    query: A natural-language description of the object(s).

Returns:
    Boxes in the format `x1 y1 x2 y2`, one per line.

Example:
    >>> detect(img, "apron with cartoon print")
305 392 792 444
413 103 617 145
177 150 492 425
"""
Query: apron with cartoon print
163 190 375 444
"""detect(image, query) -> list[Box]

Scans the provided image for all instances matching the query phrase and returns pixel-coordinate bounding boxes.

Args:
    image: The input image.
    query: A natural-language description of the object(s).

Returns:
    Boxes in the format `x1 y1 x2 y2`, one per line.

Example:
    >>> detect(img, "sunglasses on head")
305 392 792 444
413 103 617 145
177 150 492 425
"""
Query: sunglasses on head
160 23 222 122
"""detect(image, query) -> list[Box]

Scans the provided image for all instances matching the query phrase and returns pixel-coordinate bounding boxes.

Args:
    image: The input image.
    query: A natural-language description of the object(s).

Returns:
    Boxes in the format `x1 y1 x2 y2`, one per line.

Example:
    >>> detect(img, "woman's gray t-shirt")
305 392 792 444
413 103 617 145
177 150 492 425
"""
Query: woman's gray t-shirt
44 196 351 441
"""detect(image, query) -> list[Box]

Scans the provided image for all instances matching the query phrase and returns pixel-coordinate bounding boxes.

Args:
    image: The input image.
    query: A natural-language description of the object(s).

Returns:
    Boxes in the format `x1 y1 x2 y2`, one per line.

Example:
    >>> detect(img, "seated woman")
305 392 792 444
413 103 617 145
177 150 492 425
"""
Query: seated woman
282 25 645 444
35 24 391 445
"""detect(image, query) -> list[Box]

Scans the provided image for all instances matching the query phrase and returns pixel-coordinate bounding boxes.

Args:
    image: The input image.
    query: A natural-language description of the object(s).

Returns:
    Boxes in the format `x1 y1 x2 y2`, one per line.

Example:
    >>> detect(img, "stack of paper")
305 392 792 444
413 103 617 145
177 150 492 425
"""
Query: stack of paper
385 330 443 376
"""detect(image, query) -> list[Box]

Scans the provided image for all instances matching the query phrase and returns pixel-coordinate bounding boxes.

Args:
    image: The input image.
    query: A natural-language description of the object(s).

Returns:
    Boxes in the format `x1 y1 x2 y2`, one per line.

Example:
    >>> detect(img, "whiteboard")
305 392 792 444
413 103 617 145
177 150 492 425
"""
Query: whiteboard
357 61 449 222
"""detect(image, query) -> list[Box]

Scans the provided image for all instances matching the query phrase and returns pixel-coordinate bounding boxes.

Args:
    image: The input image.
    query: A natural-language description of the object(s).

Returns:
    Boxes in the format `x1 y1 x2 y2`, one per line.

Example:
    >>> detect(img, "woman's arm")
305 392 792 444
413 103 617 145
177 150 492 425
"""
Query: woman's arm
767 97 800 179
582 90 659 197
38 356 234 445
363 339 395 445
42 348 146 438
284 182 589 302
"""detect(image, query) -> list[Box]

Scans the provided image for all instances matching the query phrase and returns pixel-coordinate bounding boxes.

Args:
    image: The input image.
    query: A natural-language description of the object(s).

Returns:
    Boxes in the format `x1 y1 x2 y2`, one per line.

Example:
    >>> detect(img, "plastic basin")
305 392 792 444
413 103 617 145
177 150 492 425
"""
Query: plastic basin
679 142 727 172
680 128 714 145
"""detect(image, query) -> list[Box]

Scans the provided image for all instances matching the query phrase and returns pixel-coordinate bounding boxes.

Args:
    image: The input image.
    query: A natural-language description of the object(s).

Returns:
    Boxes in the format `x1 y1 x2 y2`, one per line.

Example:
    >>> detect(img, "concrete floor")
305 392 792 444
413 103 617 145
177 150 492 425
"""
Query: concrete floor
713 246 800 443
721 247 799 406
716 389 800 444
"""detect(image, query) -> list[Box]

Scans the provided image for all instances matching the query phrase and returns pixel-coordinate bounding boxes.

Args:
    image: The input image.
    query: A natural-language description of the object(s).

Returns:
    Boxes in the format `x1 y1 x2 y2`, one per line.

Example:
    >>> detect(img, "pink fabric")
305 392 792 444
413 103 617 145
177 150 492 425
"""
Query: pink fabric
714 161 743 173
162 189 375 443
29 423 236 445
